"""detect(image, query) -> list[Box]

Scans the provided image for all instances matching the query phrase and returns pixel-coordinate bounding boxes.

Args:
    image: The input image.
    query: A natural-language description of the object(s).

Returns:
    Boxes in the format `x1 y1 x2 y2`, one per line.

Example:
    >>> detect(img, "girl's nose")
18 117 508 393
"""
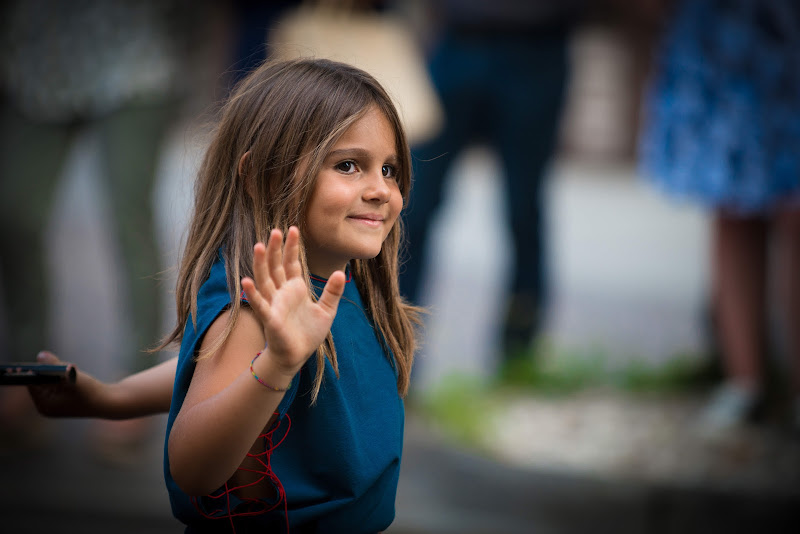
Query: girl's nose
364 171 392 203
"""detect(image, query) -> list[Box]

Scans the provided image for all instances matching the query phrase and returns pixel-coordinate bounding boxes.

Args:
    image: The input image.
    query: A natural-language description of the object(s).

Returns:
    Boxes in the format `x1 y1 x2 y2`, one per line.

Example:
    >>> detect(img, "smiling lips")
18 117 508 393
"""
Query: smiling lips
348 214 385 227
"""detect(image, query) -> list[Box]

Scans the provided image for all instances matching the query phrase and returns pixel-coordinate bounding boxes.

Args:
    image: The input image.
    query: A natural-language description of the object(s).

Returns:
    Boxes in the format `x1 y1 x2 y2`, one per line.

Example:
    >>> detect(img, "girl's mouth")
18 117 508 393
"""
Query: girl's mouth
348 215 383 227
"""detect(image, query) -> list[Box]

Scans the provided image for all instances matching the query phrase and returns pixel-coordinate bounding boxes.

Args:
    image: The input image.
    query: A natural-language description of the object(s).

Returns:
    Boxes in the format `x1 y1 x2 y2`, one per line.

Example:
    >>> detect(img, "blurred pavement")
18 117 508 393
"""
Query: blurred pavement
1 410 796 533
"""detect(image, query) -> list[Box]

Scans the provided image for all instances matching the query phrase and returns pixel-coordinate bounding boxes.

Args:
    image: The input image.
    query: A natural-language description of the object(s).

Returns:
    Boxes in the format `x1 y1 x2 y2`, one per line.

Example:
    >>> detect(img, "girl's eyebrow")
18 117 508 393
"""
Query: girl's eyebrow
326 147 399 164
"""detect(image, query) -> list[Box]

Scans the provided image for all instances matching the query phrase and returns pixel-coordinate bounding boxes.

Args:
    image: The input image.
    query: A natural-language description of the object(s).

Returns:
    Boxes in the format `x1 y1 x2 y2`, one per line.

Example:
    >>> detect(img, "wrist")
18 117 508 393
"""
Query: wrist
85 377 120 419
250 349 298 391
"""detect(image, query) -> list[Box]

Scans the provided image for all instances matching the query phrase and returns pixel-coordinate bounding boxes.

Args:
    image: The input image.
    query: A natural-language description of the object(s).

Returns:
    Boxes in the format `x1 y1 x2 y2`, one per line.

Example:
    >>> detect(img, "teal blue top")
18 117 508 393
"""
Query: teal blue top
164 253 405 533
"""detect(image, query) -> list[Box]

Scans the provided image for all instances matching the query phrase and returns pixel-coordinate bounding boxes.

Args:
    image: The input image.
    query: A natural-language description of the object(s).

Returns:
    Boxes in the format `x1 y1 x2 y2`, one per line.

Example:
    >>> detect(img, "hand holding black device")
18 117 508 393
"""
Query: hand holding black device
0 363 77 385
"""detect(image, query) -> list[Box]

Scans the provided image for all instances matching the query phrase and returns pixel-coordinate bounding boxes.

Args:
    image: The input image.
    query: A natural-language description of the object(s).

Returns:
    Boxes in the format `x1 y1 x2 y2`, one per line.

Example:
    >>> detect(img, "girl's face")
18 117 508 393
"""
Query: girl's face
304 106 402 277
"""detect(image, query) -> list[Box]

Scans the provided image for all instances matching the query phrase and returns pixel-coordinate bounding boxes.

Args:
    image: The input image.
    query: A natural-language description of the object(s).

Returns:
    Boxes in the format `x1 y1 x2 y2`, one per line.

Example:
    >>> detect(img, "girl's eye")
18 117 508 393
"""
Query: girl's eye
336 161 356 173
382 164 397 178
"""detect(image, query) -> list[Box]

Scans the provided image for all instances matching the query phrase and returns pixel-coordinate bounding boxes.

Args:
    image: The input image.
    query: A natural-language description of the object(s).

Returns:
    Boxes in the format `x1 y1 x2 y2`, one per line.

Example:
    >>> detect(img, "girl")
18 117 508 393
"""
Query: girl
31 57 422 532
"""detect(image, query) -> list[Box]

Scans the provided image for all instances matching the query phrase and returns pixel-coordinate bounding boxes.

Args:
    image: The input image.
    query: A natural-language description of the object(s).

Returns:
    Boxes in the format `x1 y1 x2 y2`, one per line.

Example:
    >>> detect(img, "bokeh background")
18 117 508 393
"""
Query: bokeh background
1 1 797 532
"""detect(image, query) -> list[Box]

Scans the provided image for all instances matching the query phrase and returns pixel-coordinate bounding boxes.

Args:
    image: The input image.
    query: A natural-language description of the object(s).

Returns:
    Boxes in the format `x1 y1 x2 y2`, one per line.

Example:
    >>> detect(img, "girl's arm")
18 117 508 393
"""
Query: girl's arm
168 227 345 496
28 351 176 419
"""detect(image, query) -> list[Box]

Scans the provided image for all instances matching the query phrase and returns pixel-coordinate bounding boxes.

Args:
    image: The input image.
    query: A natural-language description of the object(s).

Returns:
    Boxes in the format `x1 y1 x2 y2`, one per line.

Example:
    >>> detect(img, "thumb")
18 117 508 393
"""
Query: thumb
36 351 62 364
317 270 345 316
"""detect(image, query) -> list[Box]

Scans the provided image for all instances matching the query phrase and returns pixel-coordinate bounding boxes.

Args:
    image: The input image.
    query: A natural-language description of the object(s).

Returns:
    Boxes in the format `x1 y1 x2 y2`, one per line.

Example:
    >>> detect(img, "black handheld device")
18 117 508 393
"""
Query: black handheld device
0 363 77 385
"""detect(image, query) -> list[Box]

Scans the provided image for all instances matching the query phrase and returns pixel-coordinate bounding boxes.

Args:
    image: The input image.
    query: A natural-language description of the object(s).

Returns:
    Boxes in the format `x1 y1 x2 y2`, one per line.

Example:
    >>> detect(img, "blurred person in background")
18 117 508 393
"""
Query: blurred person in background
225 0 297 88
639 0 800 431
400 0 585 368
0 0 199 456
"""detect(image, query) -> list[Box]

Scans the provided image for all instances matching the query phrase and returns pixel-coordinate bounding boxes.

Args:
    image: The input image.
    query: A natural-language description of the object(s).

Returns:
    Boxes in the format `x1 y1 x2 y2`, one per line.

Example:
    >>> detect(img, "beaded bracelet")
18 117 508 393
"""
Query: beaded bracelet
250 350 293 392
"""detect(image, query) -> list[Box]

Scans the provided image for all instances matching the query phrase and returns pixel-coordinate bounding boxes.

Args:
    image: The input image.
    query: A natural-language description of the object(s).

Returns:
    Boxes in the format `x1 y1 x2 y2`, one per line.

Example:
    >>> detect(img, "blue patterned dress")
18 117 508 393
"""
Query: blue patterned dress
639 0 800 214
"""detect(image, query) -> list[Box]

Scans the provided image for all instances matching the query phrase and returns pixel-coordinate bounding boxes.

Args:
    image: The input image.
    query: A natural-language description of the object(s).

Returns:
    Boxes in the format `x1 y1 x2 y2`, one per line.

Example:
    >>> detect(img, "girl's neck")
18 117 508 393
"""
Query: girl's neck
307 261 349 281
309 269 353 285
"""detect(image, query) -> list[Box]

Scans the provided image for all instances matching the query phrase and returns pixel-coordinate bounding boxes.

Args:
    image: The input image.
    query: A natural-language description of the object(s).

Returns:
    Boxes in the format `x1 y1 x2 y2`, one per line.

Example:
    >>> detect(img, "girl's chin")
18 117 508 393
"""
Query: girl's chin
311 247 384 274
348 251 382 265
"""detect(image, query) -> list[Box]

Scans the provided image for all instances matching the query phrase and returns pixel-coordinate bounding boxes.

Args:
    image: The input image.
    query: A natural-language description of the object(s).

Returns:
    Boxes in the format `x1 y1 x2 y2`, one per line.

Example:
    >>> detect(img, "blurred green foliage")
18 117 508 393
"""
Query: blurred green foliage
419 342 717 445
497 345 714 396
418 373 498 446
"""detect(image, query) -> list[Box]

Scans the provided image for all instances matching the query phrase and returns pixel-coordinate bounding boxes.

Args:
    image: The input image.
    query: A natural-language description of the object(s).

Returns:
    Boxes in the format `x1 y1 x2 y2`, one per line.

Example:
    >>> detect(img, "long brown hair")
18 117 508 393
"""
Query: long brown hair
159 58 422 402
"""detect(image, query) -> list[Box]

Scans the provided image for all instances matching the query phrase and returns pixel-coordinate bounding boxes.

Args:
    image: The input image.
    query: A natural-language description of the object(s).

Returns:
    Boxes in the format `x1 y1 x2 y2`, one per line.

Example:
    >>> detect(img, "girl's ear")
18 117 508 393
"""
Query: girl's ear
238 151 256 200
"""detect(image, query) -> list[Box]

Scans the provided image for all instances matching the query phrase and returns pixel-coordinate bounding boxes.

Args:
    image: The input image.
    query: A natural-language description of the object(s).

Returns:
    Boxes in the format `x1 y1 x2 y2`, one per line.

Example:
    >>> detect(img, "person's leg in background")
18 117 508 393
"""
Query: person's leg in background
90 97 176 462
772 205 800 428
490 30 569 362
98 97 176 374
401 32 485 303
703 211 768 428
0 104 73 442
400 32 491 395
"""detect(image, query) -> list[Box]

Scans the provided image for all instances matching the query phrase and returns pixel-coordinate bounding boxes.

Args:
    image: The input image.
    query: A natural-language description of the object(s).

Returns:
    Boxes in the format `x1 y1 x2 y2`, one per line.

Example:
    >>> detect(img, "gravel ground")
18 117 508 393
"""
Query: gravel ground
479 390 800 495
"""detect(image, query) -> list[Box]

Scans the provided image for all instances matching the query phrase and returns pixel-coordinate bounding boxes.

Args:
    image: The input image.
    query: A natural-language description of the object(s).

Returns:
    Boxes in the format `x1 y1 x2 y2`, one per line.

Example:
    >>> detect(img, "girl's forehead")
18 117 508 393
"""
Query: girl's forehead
333 107 397 147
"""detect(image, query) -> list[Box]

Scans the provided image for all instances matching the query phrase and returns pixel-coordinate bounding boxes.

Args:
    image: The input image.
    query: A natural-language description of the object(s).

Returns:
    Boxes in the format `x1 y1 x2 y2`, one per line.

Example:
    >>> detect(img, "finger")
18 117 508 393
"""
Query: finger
242 277 271 318
283 226 302 279
267 228 286 287
36 351 62 364
316 270 345 316
252 242 276 301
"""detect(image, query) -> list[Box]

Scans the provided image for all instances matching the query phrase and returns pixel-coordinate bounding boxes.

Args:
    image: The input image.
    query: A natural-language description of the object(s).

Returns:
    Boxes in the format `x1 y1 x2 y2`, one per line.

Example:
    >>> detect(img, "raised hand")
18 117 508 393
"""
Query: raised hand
241 227 345 378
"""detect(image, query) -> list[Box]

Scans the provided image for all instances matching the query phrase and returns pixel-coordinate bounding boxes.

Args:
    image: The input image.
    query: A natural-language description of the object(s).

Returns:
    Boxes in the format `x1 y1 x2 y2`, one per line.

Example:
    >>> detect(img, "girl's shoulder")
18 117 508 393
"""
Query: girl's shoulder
196 252 231 306
180 254 236 360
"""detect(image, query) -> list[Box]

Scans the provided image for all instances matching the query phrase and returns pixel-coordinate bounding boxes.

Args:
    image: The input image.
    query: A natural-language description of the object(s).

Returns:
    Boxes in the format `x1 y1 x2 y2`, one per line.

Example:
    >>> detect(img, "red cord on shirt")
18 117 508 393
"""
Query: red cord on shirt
192 413 291 533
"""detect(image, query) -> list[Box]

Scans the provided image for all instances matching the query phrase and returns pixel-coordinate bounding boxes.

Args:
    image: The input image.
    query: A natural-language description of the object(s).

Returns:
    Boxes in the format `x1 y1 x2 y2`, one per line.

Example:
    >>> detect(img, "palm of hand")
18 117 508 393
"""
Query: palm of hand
255 275 335 368
241 227 345 375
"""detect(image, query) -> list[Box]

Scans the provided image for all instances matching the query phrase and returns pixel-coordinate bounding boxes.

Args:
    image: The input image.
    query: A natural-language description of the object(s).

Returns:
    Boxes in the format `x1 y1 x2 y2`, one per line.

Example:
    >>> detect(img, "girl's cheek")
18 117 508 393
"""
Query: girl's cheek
390 191 403 216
